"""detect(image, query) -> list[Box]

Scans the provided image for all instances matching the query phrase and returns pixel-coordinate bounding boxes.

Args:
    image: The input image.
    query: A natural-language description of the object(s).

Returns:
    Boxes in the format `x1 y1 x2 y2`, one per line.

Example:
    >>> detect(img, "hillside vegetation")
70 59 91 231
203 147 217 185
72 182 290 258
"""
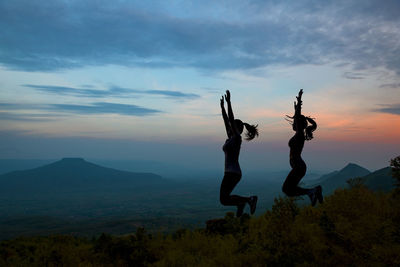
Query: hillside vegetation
1 182 400 266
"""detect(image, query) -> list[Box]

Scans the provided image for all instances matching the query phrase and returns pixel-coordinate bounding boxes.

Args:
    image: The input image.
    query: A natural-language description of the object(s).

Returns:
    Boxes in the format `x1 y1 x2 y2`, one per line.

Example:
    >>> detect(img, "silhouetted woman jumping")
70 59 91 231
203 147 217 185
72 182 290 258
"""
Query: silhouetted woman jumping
220 90 258 216
282 89 323 206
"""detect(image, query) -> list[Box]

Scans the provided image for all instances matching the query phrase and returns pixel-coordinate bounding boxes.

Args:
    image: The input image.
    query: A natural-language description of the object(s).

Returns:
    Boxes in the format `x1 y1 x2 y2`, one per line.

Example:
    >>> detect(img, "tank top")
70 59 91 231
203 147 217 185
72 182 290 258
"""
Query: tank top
223 135 242 174
289 133 305 167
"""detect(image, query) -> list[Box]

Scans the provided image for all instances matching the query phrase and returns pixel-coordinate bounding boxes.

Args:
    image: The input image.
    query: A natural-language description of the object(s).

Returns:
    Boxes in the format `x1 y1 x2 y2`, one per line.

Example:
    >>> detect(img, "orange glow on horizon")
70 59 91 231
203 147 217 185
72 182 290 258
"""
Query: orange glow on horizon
315 112 400 143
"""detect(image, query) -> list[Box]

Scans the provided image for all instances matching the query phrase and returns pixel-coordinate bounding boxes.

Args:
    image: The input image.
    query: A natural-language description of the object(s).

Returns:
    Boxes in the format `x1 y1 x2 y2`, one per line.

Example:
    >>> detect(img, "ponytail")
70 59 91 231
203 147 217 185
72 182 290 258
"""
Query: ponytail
243 123 259 141
305 117 317 140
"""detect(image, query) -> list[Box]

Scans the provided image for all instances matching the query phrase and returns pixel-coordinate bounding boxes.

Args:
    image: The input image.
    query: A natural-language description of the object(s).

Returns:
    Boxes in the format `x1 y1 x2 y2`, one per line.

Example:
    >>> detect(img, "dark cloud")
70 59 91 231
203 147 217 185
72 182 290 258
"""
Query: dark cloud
23 84 200 99
379 83 400 89
374 104 400 115
111 87 200 99
0 1 399 75
0 103 39 110
23 85 115 97
0 112 57 121
343 72 365 80
0 102 161 116
49 102 161 116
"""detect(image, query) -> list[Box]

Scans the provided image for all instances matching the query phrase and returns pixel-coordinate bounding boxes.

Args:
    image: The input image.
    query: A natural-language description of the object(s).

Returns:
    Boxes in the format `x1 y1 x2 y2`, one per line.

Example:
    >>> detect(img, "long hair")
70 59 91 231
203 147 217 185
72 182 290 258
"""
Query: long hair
243 122 259 141
305 117 317 140
285 115 317 141
234 119 259 141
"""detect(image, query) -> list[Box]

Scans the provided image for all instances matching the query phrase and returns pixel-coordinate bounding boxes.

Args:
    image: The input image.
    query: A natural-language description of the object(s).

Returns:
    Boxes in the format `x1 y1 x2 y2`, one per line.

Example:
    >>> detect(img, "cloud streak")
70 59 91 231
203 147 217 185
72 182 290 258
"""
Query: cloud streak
379 83 400 89
0 102 162 117
0 1 399 76
23 85 119 98
23 85 200 99
343 72 365 80
49 102 161 116
374 104 400 115
0 112 58 121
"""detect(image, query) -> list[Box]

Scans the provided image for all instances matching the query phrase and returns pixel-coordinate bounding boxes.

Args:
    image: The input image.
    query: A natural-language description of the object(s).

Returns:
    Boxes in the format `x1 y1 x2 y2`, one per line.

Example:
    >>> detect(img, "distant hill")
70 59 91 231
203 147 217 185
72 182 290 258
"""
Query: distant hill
364 167 395 192
307 163 396 194
307 170 339 185
0 158 163 195
309 163 371 194
0 159 55 175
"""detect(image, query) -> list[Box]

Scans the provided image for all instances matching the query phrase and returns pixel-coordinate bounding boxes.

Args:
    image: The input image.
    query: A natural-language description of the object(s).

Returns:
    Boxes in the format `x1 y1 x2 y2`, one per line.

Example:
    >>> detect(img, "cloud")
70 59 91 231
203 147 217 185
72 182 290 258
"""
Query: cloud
0 103 39 110
0 102 162 116
0 1 399 76
23 84 200 99
0 112 57 121
343 72 365 80
112 87 200 99
374 104 400 115
142 90 198 98
49 102 161 116
379 83 400 89
23 85 117 98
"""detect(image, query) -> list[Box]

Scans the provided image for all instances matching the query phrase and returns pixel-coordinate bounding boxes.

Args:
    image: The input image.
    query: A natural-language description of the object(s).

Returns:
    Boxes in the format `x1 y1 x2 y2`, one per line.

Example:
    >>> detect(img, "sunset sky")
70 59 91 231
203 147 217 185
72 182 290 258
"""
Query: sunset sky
0 0 399 173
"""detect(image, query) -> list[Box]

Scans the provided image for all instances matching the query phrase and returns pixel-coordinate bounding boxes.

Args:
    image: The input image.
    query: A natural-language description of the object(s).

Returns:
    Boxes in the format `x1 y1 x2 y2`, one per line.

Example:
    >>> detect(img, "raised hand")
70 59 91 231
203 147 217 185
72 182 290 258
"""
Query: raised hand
220 96 224 108
296 89 303 105
293 89 303 116
224 90 231 102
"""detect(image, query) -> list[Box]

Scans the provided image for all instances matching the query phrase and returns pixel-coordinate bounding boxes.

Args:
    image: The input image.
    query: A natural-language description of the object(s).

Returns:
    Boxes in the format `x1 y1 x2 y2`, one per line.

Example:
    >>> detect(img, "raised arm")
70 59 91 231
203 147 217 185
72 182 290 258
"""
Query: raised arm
224 90 239 136
221 96 232 138
294 89 303 117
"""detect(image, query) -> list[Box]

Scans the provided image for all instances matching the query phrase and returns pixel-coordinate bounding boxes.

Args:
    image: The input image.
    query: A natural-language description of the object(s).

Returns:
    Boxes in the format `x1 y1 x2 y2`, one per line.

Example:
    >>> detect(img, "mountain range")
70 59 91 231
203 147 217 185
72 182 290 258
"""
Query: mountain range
363 167 393 192
307 163 395 193
0 158 163 195
0 158 396 196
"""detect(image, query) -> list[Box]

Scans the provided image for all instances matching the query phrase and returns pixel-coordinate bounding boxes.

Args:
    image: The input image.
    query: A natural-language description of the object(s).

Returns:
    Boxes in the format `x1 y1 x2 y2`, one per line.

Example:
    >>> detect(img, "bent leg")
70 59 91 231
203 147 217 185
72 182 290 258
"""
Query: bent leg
282 166 309 197
220 173 249 206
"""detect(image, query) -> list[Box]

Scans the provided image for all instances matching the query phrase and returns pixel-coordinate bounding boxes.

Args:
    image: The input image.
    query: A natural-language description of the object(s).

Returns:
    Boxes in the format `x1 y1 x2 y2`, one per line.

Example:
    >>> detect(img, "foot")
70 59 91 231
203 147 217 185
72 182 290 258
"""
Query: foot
236 203 245 217
249 196 258 215
316 185 323 204
308 189 317 207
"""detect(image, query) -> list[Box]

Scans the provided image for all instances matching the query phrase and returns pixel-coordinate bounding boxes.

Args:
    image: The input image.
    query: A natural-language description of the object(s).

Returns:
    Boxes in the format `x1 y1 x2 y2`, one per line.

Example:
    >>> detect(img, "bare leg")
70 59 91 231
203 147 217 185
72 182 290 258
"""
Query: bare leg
220 172 250 206
282 165 310 197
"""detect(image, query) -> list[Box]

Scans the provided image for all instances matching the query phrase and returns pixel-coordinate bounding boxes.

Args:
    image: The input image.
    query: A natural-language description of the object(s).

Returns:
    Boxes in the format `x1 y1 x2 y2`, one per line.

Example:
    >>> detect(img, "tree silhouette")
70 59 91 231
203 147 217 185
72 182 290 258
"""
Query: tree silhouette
390 156 400 188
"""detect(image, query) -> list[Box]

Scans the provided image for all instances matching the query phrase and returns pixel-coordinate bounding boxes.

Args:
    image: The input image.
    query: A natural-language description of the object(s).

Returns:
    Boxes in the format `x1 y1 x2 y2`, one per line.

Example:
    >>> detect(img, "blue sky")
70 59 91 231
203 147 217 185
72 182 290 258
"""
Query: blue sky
0 0 399 173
